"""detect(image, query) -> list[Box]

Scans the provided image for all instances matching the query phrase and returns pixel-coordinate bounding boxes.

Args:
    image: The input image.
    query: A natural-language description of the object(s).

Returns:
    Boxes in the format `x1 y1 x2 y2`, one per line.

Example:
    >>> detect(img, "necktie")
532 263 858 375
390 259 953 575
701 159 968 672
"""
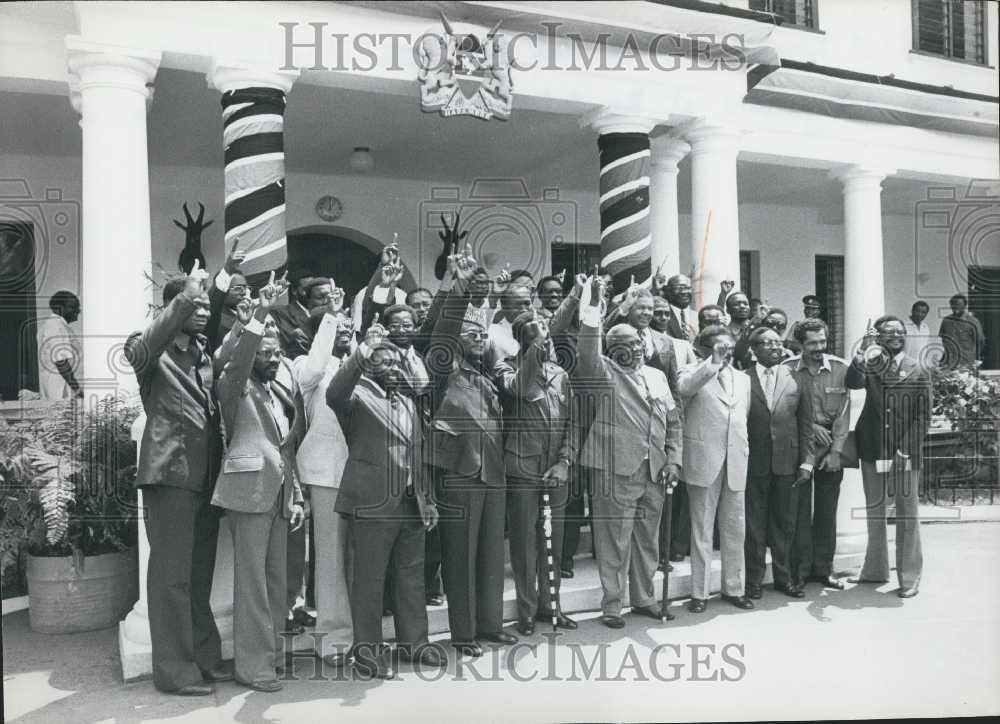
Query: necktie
269 388 289 439
679 308 689 338
718 367 730 398
763 368 775 410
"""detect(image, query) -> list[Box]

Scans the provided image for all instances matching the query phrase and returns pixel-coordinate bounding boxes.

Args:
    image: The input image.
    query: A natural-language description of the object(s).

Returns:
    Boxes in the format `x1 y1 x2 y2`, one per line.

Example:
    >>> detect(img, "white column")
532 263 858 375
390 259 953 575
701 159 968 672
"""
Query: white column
831 165 893 357
649 136 690 279
685 120 742 309
829 164 893 564
67 38 161 399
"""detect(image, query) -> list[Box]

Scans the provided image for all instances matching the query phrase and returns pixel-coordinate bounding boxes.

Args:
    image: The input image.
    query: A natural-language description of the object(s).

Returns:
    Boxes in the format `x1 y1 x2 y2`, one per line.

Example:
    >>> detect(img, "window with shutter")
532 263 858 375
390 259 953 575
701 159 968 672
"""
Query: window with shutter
913 0 987 64
749 0 818 29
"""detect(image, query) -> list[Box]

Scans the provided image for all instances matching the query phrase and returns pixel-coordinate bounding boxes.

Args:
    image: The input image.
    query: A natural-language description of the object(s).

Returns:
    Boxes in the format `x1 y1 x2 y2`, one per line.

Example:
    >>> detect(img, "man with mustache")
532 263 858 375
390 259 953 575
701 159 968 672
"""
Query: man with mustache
124 260 228 695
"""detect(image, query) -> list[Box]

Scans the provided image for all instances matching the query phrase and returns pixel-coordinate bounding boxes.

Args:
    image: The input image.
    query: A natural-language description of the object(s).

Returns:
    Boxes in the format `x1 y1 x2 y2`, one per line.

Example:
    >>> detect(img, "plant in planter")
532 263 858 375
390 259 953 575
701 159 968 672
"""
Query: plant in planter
0 396 141 633
932 368 1000 493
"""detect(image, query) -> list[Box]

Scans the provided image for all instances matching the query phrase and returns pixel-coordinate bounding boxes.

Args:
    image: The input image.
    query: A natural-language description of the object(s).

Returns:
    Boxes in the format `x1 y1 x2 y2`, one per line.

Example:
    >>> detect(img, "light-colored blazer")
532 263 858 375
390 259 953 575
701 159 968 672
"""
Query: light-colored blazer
292 313 350 488
677 357 751 491
213 320 303 516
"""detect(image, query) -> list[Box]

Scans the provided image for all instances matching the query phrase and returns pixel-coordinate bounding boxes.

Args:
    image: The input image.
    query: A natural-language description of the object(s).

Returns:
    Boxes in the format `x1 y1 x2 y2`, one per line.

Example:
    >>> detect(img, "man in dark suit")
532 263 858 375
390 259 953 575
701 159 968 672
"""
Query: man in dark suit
743 328 815 599
268 267 316 357
123 261 228 696
213 282 305 692
494 309 578 636
327 321 443 679
574 275 682 629
426 252 516 657
847 315 931 598
657 274 696 342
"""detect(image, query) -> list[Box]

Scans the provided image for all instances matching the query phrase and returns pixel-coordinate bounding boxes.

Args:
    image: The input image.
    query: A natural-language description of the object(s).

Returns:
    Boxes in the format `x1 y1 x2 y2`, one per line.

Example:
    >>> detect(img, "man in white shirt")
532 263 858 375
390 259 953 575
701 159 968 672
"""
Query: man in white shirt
487 284 533 364
903 300 938 367
37 291 82 400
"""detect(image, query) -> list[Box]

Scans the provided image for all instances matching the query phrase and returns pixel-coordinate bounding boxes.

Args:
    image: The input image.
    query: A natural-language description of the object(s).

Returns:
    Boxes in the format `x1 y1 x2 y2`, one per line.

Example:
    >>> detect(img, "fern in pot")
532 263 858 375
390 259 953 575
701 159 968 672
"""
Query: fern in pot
0 397 141 633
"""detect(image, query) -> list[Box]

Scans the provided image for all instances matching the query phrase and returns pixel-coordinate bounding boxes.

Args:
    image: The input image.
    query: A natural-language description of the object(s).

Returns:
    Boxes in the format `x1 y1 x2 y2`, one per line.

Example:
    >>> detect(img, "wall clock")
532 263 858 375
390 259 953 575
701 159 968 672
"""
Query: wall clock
315 195 343 222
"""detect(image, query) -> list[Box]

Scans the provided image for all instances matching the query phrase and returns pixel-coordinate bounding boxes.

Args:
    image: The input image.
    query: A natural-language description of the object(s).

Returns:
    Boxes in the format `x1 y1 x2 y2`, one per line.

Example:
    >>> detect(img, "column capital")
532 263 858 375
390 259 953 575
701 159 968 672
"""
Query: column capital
650 135 690 171
829 164 895 190
582 107 660 136
682 118 743 155
66 36 161 113
208 61 300 94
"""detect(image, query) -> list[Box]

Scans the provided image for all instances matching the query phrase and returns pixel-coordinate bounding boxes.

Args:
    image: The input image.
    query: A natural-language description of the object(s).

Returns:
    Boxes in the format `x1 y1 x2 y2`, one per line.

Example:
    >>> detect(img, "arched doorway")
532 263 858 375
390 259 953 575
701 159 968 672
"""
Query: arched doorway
246 225 415 303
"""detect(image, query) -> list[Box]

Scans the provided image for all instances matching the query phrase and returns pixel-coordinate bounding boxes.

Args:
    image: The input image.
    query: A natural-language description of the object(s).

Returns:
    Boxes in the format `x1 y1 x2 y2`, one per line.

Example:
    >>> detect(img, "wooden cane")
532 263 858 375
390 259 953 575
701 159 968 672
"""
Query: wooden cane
541 492 558 632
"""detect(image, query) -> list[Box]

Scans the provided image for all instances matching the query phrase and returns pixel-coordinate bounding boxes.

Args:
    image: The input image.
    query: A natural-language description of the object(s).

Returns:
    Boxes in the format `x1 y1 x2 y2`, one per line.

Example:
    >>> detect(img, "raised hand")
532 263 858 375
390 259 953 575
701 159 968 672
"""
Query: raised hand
257 271 279 310
381 262 404 287
439 212 468 250
235 296 253 326
366 313 387 347
556 268 567 284
224 237 246 275
494 263 512 287
329 286 345 313
184 258 208 298
381 233 400 267
712 339 733 366
720 279 736 296
273 270 290 298
588 274 603 308
572 272 588 299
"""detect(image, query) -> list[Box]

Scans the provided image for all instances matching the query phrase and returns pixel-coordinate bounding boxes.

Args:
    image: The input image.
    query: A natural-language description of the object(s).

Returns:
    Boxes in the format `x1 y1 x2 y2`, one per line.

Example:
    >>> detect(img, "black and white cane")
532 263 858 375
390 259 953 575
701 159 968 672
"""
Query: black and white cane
660 479 676 622
541 492 558 632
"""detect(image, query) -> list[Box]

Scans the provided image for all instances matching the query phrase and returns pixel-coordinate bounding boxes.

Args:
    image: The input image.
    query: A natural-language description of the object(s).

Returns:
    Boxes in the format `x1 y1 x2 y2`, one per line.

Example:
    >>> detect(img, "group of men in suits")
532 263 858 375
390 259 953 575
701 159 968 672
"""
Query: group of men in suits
125 234 932 691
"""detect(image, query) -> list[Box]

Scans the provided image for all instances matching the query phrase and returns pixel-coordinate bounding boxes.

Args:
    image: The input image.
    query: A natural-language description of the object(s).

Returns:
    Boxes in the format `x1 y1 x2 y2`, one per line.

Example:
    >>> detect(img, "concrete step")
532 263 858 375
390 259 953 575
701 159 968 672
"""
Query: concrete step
283 546 866 648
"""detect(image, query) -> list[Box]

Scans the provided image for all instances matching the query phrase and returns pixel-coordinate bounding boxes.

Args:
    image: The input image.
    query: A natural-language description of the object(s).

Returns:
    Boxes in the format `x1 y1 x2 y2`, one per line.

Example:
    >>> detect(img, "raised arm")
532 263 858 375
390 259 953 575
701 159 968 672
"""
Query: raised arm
124 261 208 383
298 312 340 394
573 274 609 382
549 274 584 338
677 355 723 400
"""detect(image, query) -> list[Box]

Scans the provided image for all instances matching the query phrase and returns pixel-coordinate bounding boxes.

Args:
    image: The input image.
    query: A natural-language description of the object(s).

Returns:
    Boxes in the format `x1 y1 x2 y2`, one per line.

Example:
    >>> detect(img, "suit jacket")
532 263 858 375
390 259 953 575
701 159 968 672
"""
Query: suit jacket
846 352 932 467
745 365 815 477
270 302 311 358
326 346 433 518
572 310 682 479
677 358 751 491
493 348 576 481
292 313 350 488
124 293 223 492
663 305 695 342
212 321 303 517
646 333 698 410
425 289 506 486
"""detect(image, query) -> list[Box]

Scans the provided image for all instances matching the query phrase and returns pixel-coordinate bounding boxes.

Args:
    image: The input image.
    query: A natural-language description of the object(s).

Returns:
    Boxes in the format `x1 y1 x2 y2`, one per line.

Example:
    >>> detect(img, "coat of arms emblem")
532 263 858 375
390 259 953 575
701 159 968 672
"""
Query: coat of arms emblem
417 14 513 121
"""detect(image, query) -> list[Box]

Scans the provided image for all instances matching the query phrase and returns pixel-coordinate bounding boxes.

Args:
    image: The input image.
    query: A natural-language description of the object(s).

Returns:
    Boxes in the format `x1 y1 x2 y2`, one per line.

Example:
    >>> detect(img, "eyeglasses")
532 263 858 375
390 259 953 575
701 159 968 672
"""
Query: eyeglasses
461 331 489 341
229 285 248 294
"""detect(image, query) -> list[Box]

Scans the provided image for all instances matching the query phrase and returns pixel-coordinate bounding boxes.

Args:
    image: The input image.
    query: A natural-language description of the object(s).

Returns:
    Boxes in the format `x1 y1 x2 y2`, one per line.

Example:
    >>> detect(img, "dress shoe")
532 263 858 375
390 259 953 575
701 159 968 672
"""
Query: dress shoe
656 561 674 572
669 552 684 563
630 604 663 621
818 575 845 590
291 608 316 627
283 617 305 635
775 583 805 598
721 594 755 610
353 658 395 680
171 683 214 696
897 586 919 599
426 593 445 607
599 614 625 629
560 567 574 579
200 662 234 683
687 598 707 613
477 631 518 645
321 651 353 669
516 618 535 636
536 610 578 630
399 645 447 667
746 584 763 600
452 641 484 658
847 576 889 584
245 679 283 693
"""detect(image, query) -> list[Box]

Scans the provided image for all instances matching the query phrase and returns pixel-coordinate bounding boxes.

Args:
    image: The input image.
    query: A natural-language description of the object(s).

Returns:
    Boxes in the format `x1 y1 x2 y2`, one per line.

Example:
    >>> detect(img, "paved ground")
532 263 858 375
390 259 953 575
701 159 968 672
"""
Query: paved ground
4 521 1000 723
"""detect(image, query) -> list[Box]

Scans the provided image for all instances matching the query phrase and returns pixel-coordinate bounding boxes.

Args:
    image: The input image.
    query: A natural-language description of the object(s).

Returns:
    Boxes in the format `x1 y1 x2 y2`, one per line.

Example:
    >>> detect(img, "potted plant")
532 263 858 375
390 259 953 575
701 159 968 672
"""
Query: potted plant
931 368 1000 499
0 396 141 633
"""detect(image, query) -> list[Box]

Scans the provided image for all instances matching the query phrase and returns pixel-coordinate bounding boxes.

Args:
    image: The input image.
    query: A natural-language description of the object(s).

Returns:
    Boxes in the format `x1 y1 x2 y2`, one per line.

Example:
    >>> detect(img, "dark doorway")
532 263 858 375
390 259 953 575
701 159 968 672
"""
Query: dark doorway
815 255 845 358
969 265 1000 370
550 244 600 293
0 222 39 400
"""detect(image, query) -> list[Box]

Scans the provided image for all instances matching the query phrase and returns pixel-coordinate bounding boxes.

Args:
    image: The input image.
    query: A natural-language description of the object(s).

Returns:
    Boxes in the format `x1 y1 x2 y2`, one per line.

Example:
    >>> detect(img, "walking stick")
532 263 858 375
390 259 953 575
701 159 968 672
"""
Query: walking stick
541 492 558 632
659 480 676 622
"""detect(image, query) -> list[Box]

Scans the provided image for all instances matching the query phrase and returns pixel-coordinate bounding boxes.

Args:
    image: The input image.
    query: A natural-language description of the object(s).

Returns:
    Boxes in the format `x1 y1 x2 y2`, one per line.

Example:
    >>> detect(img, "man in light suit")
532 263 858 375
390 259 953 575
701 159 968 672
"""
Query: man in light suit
326 320 443 679
213 281 305 692
657 274 697 342
743 328 815 599
123 262 227 696
847 315 931 598
678 324 754 612
574 275 682 629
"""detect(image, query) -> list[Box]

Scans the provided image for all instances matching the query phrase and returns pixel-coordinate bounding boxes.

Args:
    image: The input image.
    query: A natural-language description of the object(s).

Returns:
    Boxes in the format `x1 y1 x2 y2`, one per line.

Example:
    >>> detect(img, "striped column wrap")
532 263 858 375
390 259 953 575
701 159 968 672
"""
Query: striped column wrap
541 492 557 631
221 86 288 277
598 133 651 292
